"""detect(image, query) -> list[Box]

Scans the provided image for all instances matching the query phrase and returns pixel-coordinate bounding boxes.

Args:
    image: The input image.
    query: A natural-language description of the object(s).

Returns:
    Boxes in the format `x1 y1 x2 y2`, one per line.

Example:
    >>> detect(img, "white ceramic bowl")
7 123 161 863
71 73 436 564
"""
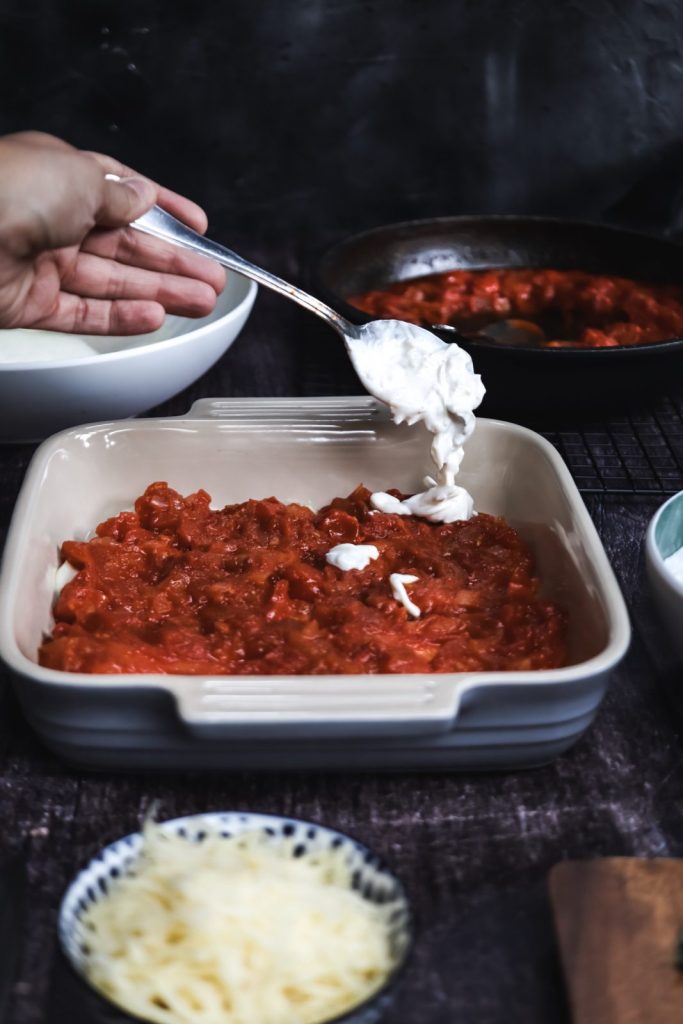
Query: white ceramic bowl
646 490 683 660
0 275 256 442
57 811 412 1024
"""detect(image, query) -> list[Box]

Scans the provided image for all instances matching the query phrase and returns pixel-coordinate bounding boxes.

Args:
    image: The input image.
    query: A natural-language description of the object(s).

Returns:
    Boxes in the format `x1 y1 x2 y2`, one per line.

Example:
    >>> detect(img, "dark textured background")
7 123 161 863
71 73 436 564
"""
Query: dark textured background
3 0 683 248
2 3 683 1022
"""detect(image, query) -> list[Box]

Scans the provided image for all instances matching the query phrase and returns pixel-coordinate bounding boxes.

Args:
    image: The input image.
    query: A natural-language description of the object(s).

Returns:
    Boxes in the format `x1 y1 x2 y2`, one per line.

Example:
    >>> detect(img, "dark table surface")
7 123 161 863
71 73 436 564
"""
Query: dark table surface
2 271 683 1024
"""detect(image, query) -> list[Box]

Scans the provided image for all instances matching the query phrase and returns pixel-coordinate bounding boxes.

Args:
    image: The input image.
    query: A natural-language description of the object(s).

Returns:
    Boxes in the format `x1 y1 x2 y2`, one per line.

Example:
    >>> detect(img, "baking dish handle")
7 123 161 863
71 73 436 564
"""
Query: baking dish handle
180 396 384 422
171 676 470 740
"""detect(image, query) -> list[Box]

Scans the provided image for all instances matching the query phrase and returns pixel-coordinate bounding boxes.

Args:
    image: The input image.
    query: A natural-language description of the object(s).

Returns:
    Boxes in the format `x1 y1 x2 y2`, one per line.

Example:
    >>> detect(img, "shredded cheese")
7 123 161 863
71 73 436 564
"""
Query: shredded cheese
81 825 397 1024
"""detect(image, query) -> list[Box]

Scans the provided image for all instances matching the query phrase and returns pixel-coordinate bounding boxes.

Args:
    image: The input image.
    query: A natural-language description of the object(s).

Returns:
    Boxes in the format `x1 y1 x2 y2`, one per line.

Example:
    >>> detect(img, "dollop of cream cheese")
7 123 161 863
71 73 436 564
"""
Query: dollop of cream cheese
371 480 474 523
325 543 380 571
389 573 421 618
346 320 485 523
664 545 683 585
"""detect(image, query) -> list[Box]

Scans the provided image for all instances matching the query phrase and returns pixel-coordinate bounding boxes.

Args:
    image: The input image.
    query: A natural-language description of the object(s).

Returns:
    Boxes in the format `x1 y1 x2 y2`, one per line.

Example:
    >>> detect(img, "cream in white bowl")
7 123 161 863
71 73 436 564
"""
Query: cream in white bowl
0 273 256 442
663 546 683 583
0 330 96 363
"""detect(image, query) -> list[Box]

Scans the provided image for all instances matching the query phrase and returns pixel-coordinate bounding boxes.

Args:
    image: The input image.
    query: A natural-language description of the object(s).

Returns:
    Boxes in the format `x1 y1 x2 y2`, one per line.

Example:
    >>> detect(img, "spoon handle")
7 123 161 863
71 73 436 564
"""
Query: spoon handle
132 205 357 339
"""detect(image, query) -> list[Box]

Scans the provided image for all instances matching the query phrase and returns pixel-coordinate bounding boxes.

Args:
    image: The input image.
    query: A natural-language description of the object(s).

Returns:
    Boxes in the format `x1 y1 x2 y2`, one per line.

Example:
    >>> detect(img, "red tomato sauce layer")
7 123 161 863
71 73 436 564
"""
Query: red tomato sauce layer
350 268 683 348
39 482 567 675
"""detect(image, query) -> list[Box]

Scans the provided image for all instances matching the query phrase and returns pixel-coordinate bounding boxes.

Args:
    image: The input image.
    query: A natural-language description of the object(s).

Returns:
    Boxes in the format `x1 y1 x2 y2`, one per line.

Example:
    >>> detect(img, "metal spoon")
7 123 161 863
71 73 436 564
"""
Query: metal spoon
433 320 547 348
129 203 486 503
123 180 538 354
131 203 363 344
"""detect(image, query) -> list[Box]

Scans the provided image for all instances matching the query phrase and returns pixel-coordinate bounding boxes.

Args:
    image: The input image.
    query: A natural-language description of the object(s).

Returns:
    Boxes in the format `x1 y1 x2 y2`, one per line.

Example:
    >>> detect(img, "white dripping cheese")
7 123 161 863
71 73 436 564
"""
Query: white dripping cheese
346 320 485 523
81 825 397 1024
370 482 474 523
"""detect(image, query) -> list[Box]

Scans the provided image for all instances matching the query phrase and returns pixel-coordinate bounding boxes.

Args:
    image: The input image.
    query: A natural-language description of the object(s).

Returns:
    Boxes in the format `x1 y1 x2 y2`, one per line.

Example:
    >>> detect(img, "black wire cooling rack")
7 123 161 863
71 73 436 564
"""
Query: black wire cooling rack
540 394 683 495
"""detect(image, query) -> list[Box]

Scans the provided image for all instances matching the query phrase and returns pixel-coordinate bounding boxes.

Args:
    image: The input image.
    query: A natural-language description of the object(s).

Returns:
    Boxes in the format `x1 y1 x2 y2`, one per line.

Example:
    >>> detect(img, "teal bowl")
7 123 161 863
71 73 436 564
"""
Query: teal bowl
646 490 683 660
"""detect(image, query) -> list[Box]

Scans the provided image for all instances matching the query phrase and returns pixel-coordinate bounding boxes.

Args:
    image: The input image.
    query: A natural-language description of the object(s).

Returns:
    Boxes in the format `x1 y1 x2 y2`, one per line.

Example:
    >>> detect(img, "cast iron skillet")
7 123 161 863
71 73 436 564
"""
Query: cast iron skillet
316 215 683 416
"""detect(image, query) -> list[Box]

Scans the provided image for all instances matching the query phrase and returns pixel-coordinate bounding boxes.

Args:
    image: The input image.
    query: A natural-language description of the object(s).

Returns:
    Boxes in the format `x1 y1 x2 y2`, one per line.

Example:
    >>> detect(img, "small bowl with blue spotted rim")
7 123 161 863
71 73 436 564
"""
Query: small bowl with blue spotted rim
57 810 414 1024
646 489 683 662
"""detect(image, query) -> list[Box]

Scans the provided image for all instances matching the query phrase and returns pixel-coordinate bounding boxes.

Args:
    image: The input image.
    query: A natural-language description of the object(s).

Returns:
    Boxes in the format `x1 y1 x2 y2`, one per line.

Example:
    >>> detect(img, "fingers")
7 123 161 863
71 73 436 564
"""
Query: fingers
82 226 226 295
84 152 209 234
60 251 219 318
97 176 158 229
31 294 167 335
5 136 207 236
0 131 73 153
0 137 107 254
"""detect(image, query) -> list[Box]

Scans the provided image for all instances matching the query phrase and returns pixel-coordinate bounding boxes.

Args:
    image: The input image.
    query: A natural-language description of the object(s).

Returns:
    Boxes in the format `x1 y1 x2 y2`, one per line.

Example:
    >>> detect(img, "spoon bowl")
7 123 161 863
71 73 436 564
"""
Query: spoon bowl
131 204 483 415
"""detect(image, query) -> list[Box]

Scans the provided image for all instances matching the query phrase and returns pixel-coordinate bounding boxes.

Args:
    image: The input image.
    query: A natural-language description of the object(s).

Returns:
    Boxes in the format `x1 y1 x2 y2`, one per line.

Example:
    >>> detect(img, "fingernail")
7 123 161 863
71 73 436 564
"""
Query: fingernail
119 176 156 205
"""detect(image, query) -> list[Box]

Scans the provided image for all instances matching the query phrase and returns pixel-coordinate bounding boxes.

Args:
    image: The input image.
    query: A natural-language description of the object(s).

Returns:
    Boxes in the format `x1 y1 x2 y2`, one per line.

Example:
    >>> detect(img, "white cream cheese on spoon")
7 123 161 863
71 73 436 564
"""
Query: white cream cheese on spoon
346 320 485 523
124 198 483 522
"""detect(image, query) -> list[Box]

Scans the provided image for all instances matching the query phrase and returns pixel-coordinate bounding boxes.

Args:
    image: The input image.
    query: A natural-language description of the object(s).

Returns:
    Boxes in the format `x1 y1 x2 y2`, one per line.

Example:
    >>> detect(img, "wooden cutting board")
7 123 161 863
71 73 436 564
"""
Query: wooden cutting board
549 858 683 1024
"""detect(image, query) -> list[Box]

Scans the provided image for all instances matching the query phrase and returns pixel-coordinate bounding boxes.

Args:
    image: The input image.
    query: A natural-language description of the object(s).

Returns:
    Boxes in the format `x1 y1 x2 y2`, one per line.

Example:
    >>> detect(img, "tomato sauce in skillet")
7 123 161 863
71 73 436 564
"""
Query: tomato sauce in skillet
39 482 567 675
350 268 683 348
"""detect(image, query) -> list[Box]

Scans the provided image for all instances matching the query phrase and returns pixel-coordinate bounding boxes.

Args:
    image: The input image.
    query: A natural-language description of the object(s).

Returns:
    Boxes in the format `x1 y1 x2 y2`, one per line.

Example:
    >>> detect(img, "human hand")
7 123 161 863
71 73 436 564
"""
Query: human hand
0 132 225 334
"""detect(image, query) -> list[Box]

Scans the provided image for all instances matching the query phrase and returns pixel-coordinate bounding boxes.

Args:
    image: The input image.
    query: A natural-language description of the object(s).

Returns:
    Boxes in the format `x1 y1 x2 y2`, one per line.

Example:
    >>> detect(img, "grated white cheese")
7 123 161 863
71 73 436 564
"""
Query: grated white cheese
81 825 396 1024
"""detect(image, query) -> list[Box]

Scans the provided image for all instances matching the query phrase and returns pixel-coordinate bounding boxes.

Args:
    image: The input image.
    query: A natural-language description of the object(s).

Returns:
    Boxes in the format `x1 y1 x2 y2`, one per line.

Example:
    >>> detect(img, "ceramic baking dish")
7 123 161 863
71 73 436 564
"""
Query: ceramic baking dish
0 397 630 771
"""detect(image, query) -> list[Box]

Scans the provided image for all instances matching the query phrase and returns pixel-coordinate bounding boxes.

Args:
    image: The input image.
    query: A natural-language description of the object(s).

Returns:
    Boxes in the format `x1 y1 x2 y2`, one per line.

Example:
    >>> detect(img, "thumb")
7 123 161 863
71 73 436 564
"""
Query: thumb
97 175 157 227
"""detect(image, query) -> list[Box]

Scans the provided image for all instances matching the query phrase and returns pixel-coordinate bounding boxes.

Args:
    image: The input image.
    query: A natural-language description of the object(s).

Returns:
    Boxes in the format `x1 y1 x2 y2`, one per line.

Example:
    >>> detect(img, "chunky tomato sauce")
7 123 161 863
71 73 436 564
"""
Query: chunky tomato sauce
39 482 567 675
350 268 683 348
